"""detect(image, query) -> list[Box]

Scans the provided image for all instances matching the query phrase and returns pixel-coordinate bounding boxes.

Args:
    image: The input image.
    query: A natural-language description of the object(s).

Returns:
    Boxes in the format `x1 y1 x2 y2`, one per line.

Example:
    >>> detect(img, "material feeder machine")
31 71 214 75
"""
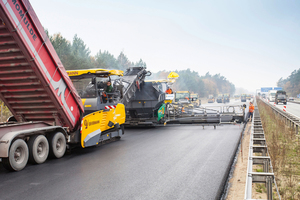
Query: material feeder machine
117 69 246 126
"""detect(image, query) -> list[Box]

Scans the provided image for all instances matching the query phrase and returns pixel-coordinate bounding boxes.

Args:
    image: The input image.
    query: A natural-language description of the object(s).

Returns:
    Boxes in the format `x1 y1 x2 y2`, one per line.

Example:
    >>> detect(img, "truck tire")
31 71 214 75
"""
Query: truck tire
2 139 29 171
28 135 49 164
49 132 66 159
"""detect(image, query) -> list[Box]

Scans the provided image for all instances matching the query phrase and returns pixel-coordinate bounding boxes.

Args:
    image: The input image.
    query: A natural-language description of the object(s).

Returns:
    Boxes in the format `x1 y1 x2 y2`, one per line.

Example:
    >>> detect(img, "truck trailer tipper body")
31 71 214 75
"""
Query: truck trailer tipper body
0 0 125 171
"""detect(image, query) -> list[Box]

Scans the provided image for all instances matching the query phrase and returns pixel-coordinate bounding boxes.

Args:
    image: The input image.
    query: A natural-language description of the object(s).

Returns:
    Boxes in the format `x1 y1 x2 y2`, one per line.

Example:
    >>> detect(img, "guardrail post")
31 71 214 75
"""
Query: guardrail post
292 122 295 132
262 148 266 156
285 116 287 124
264 159 269 173
266 176 273 200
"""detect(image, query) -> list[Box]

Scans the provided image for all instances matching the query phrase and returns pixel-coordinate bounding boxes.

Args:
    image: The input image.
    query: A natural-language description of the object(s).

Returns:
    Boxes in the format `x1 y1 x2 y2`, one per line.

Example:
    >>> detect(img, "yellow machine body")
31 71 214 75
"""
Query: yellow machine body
80 104 125 148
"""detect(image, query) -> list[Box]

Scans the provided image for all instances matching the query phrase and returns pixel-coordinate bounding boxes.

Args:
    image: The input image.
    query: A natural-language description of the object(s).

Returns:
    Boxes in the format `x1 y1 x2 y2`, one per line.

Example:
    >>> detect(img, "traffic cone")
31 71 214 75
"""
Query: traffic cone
273 102 276 106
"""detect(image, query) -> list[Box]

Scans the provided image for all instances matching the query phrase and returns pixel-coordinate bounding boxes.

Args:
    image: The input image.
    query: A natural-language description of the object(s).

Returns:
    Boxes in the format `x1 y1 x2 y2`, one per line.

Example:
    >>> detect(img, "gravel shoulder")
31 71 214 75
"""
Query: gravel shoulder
226 123 268 200
226 124 250 200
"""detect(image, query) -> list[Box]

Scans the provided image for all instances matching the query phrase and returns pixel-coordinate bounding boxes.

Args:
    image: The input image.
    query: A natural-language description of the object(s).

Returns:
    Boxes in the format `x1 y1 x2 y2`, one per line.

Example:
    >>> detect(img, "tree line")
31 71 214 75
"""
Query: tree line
47 32 147 71
277 68 300 97
48 31 235 98
151 70 235 98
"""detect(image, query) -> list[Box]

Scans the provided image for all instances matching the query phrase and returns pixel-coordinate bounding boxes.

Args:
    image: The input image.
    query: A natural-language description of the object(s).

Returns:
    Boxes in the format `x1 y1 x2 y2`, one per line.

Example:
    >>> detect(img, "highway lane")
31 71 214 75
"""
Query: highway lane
264 99 300 118
0 125 243 200
276 102 300 118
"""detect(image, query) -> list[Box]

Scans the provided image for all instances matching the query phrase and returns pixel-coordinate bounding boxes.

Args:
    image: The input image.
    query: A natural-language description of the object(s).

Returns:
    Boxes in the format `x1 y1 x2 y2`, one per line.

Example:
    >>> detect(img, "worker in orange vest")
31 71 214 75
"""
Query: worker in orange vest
248 102 255 122
165 87 173 94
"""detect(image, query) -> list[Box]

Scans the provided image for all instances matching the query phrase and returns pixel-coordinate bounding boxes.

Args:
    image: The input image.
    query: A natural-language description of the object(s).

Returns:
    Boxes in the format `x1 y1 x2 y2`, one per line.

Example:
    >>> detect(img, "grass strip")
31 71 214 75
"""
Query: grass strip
258 100 300 200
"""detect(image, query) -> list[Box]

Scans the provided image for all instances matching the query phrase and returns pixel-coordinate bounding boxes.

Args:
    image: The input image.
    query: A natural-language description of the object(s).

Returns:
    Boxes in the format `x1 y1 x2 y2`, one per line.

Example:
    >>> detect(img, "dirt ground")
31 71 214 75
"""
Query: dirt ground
226 123 267 200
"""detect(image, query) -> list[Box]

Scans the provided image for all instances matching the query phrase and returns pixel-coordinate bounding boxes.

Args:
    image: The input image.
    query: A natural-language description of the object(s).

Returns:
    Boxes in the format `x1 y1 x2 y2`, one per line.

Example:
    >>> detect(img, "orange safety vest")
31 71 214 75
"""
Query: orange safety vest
166 89 172 94
249 104 255 113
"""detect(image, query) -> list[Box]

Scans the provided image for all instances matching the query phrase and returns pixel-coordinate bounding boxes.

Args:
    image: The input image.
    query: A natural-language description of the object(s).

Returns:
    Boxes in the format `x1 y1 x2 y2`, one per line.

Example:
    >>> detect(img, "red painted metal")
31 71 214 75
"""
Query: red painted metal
0 0 84 131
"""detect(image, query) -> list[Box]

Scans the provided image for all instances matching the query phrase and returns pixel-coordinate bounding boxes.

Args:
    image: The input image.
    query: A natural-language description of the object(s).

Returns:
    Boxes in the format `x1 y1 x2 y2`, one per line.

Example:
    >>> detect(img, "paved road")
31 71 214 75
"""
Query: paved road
0 125 242 200
264 99 300 118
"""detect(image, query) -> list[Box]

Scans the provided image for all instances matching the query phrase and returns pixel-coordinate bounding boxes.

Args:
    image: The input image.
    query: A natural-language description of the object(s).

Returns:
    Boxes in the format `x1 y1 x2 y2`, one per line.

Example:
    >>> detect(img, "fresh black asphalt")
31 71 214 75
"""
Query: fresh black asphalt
0 124 243 200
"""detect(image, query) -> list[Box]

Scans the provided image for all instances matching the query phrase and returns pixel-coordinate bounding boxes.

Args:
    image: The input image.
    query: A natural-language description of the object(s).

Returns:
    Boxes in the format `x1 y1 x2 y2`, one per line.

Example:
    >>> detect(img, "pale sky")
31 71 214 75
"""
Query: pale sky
29 0 300 93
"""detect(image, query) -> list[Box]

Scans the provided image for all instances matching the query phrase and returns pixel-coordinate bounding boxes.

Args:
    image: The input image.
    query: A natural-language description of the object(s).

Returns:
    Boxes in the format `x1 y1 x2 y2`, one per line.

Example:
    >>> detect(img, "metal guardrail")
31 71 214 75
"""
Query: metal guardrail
260 98 300 134
244 100 281 200
164 104 245 125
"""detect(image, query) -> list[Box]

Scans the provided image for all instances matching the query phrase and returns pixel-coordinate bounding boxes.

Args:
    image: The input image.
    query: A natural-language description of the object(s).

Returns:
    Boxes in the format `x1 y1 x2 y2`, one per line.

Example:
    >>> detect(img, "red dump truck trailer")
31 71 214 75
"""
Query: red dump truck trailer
0 0 125 171
0 0 83 131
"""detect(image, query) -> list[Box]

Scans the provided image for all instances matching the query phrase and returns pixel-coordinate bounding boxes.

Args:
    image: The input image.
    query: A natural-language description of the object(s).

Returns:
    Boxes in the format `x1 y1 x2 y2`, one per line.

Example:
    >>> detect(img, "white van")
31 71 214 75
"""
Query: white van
268 90 277 102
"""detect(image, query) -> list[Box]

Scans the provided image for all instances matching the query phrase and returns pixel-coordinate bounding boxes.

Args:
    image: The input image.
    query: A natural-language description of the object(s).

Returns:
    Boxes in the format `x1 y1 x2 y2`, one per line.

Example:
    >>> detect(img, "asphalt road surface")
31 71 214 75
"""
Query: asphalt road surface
260 97 300 118
0 125 243 200
269 101 300 118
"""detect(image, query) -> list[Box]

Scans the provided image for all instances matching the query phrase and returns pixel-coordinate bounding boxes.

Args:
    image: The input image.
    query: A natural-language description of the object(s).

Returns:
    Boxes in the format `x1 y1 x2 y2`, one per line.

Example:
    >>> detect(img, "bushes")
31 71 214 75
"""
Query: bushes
0 101 11 122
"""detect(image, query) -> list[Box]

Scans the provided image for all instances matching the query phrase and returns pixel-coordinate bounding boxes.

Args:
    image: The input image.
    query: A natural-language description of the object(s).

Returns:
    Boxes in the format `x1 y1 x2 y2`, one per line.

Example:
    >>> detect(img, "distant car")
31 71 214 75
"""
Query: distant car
288 97 294 101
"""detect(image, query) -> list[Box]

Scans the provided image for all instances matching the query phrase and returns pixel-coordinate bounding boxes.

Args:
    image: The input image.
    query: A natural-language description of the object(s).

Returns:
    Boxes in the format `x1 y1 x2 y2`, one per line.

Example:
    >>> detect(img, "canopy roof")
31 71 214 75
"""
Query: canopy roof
67 68 123 78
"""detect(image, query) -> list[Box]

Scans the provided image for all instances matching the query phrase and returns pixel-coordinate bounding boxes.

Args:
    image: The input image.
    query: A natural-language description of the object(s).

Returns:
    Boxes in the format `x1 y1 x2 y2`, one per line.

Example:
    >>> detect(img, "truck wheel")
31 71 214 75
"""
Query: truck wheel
49 132 66 159
28 135 49 164
2 139 29 171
